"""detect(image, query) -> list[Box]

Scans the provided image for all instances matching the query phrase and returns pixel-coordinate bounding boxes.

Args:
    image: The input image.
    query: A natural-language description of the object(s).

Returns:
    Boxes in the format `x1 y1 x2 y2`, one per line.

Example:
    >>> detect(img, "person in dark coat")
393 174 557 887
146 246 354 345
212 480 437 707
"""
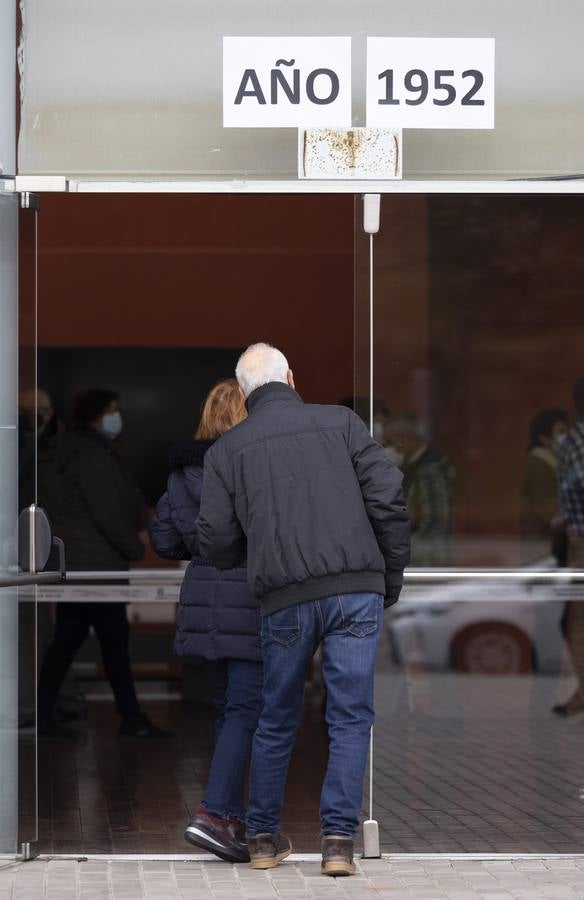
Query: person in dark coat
149 379 261 864
196 344 410 876
38 388 170 740
384 414 455 566
18 388 83 724
520 408 568 564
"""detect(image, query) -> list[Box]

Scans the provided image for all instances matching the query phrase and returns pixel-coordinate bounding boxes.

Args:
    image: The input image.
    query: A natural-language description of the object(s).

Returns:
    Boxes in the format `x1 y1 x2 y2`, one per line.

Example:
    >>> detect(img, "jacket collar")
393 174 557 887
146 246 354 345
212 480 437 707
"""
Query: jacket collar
169 439 215 470
530 446 557 471
74 426 121 455
246 381 303 413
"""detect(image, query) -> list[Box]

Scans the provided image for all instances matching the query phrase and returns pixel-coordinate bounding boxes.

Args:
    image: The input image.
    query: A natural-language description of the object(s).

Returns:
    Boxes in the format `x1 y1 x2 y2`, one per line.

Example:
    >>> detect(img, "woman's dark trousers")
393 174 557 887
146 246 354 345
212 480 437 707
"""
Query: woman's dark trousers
38 602 141 724
201 658 263 821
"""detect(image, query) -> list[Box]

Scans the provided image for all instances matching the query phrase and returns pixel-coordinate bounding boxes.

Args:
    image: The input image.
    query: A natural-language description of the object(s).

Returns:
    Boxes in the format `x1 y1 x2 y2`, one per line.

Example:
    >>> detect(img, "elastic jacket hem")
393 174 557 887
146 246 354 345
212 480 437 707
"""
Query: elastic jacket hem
260 570 385 616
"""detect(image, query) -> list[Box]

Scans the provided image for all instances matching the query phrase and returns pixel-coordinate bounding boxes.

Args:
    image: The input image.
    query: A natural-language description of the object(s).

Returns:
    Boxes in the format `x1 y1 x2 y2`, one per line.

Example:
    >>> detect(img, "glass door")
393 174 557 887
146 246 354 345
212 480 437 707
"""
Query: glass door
0 190 22 855
17 194 40 858
356 192 584 853
0 189 58 858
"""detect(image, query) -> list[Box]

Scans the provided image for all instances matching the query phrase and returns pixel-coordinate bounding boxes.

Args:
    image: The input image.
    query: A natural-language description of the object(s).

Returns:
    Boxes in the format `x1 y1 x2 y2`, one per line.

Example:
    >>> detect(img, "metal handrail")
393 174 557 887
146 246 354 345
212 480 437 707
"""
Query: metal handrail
0 571 65 588
61 567 584 583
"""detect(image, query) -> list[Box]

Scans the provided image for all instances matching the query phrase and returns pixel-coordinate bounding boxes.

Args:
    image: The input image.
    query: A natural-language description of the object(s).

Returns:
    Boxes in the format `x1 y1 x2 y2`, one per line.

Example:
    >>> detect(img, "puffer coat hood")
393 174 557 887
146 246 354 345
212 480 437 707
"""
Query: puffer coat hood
149 439 260 662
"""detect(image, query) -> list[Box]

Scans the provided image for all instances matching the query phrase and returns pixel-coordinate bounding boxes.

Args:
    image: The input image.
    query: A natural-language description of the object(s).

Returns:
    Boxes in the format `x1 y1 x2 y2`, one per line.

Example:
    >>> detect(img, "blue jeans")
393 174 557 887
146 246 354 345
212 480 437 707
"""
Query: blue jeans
246 592 383 837
202 658 263 821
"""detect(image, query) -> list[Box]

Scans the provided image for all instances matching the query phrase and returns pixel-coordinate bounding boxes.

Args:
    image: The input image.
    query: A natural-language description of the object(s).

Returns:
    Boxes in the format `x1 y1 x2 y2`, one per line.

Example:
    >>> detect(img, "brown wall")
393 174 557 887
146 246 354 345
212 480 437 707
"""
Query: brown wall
38 194 355 404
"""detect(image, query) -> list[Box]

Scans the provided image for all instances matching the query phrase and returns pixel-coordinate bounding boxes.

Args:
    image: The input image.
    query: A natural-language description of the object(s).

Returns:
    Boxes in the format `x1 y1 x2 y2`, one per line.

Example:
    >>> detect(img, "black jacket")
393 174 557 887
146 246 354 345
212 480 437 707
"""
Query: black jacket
197 382 410 615
43 428 147 571
149 440 260 661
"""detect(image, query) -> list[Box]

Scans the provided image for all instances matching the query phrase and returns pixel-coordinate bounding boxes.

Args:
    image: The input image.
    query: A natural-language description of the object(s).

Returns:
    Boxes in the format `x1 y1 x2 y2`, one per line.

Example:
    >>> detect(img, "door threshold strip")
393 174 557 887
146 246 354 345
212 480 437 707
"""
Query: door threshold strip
38 852 584 862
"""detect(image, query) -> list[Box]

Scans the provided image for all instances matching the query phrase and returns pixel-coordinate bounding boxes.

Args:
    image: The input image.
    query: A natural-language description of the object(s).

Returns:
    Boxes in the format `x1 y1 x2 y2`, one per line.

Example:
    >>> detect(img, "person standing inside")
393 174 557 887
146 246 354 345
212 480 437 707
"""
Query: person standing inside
520 408 568 564
556 379 584 717
150 379 262 863
197 343 410 876
38 388 169 740
18 388 84 723
18 386 63 511
384 414 454 566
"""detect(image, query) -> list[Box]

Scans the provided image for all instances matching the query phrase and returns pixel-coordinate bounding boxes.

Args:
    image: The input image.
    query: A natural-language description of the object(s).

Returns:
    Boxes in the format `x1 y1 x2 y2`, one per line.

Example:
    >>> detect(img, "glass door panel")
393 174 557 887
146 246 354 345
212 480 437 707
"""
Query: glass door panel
355 192 584 852
0 192 20 854
0 191 39 856
17 197 40 856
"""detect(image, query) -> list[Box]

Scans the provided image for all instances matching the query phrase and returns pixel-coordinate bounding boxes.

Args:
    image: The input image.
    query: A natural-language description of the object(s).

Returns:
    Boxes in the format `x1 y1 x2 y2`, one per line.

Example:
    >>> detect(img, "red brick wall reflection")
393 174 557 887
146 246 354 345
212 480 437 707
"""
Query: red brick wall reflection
371 195 584 563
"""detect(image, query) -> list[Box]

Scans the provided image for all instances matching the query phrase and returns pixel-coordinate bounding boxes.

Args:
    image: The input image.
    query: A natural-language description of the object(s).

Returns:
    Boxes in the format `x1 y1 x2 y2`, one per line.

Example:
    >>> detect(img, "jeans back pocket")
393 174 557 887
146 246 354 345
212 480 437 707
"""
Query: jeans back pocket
267 604 301 646
338 593 380 638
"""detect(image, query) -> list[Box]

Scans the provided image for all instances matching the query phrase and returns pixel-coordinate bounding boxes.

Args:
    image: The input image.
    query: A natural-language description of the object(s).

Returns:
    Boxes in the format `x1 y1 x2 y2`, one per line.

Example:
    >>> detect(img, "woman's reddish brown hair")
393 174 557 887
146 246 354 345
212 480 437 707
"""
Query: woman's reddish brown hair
195 378 247 440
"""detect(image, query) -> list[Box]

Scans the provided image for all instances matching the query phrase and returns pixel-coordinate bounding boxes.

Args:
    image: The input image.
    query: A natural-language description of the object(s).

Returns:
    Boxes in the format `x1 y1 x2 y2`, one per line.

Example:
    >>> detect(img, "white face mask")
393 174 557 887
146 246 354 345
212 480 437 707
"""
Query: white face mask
385 445 404 468
101 411 123 440
373 421 385 443
553 432 567 454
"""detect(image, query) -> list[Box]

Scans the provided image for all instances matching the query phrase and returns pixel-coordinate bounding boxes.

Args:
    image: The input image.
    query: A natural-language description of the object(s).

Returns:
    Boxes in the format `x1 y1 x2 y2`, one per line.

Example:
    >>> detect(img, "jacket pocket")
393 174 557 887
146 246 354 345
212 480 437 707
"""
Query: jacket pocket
338 593 380 638
267 605 301 646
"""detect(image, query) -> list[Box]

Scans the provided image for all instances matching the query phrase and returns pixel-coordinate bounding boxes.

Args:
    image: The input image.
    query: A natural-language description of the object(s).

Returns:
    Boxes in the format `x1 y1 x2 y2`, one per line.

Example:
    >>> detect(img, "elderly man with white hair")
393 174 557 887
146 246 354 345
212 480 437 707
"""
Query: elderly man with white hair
197 343 410 876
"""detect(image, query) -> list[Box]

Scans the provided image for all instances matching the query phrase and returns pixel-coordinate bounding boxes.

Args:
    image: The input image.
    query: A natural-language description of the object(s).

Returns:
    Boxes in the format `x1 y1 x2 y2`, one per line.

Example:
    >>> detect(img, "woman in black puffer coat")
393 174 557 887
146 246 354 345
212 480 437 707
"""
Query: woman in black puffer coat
149 379 261 863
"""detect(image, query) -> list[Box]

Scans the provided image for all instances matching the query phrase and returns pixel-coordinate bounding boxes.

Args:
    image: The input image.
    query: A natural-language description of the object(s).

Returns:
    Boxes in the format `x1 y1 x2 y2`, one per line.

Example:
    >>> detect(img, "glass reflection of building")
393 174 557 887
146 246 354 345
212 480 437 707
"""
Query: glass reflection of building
2 0 584 859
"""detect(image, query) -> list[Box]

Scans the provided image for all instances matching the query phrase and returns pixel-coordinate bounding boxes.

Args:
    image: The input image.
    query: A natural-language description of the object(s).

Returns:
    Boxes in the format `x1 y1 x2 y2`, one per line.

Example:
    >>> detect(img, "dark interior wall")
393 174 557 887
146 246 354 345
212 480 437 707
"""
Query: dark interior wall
37 193 355 405
37 347 243 505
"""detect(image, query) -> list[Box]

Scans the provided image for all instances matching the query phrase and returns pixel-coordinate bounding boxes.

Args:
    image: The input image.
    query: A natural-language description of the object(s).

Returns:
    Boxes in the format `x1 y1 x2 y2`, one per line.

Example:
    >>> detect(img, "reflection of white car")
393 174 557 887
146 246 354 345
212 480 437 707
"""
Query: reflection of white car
388 576 578 675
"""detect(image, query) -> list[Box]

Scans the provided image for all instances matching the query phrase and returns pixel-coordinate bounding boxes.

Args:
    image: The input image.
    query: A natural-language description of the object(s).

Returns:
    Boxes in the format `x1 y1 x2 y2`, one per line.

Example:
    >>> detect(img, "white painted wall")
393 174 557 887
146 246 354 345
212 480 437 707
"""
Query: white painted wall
0 0 15 174
17 0 584 177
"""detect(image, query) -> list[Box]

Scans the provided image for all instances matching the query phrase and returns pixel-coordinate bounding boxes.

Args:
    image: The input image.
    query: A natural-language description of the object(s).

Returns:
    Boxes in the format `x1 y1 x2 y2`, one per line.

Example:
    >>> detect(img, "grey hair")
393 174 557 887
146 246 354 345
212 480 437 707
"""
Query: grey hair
235 343 289 398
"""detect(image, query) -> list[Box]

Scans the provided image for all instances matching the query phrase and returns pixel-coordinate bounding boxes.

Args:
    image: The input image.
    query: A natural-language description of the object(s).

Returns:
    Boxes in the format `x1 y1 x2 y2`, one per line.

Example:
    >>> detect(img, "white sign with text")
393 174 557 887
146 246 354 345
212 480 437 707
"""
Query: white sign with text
366 37 495 129
223 36 352 128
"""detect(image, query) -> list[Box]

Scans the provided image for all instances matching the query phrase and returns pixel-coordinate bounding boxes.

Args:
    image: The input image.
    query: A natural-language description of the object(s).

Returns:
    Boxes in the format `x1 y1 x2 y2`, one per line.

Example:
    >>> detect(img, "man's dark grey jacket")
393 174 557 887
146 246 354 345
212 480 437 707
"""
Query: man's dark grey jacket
197 382 411 616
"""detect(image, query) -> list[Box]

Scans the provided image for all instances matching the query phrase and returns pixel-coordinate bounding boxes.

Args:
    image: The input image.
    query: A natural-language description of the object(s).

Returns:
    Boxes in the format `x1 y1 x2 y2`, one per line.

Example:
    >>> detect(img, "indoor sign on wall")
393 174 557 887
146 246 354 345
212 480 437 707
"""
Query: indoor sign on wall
223 36 495 177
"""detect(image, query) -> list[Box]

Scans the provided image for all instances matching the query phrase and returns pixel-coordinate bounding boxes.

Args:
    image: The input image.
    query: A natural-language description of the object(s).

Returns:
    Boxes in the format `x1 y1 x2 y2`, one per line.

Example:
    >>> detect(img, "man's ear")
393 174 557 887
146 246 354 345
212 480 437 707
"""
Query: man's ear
287 370 295 390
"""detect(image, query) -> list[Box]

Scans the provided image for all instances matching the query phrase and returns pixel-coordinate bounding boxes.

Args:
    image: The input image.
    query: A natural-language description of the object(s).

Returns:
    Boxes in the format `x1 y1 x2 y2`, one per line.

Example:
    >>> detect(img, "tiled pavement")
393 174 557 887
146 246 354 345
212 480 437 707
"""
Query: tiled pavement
367 671 584 853
3 856 584 899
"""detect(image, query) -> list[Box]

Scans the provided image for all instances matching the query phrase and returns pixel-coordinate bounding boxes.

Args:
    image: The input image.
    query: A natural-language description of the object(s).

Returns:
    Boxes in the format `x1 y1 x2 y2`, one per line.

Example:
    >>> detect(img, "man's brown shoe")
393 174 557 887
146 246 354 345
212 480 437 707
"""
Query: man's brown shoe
246 832 292 869
321 835 356 876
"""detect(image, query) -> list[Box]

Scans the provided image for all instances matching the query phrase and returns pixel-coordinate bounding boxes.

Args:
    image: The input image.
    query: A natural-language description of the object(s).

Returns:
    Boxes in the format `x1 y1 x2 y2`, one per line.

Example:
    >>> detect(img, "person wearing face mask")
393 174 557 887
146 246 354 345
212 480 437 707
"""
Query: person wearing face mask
520 408 568 565
372 399 391 446
38 388 170 740
18 386 63 511
384 415 455 565
554 379 584 718
17 388 84 725
337 397 391 446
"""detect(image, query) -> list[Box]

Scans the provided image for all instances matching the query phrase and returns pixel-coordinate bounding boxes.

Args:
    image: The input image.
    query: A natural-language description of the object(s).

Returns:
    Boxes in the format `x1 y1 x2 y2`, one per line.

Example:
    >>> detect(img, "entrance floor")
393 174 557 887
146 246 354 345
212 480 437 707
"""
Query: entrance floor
3 856 584 899
38 669 584 855
38 700 327 855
